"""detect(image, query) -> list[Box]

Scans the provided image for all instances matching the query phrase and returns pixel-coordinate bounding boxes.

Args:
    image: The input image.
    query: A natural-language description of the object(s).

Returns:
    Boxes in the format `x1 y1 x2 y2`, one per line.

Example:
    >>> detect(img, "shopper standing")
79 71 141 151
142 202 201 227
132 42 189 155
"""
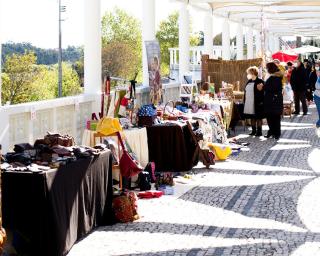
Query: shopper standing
314 64 320 128
264 62 284 140
308 64 317 103
290 60 308 115
243 66 265 137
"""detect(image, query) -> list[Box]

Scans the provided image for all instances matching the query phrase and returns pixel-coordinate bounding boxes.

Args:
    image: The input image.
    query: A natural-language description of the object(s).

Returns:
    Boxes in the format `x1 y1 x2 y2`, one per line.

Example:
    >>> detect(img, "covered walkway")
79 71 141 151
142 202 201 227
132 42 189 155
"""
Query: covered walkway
68 106 320 256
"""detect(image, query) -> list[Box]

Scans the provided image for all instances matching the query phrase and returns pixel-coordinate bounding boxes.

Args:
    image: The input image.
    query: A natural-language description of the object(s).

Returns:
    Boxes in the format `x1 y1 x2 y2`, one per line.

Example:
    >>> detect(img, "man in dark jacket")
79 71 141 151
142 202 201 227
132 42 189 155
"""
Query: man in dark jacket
290 60 308 115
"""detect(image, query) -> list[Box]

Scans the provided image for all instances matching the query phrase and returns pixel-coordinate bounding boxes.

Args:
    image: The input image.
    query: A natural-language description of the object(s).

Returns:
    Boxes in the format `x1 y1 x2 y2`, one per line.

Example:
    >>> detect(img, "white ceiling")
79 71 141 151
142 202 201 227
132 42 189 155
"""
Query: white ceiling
177 0 320 36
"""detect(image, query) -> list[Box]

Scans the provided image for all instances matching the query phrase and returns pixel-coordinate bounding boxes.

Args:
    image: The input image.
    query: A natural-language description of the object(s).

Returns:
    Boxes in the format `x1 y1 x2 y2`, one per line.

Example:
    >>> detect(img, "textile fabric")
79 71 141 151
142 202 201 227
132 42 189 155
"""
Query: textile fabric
146 123 198 172
123 128 149 168
266 114 281 138
294 91 308 114
243 82 255 115
264 75 284 115
2 151 113 256
314 95 320 127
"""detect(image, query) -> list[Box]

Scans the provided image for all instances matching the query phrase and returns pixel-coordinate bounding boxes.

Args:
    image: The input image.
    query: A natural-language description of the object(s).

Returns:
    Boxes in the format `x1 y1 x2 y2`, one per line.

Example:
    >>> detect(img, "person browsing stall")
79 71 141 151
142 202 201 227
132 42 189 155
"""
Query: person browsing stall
290 60 308 115
243 66 265 137
313 63 320 130
264 62 284 140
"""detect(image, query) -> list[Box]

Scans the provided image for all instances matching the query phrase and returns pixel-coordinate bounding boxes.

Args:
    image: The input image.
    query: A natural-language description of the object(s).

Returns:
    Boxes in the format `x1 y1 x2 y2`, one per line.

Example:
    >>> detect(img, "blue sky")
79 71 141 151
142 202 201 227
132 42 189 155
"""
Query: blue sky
0 0 229 49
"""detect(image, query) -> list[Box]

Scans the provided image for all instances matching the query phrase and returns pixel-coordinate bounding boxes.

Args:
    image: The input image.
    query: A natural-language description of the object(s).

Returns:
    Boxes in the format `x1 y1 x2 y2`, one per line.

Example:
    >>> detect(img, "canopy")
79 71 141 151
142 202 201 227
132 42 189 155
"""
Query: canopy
294 46 320 54
272 51 298 63
177 1 320 37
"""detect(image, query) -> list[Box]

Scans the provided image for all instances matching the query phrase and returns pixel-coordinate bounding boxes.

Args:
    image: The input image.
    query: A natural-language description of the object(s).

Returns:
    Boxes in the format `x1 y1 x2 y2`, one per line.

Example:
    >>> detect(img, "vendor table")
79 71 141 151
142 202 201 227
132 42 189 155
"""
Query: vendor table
2 151 113 256
146 123 198 173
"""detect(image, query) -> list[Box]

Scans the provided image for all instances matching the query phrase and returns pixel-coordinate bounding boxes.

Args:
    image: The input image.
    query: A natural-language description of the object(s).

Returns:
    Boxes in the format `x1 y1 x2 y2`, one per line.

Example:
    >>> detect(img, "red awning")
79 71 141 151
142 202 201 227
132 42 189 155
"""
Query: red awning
272 51 298 63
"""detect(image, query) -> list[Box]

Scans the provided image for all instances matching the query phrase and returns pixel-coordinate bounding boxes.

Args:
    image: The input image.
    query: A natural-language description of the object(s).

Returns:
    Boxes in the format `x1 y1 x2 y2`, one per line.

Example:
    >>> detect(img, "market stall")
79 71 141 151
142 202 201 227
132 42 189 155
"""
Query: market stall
1 136 113 256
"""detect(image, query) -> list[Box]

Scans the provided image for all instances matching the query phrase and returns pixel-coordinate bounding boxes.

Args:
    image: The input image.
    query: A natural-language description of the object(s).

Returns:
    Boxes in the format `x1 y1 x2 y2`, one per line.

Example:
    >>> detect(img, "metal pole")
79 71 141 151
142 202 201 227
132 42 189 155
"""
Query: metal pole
58 0 63 97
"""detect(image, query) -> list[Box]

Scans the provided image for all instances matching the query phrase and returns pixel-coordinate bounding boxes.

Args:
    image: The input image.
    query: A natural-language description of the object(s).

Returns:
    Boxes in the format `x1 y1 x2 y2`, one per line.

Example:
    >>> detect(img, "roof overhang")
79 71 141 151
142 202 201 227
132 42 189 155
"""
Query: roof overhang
174 0 320 37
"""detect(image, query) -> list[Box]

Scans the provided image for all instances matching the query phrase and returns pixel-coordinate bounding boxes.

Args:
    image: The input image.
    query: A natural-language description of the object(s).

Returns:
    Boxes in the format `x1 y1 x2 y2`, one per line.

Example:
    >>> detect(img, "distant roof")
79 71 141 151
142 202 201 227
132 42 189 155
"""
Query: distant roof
176 0 320 37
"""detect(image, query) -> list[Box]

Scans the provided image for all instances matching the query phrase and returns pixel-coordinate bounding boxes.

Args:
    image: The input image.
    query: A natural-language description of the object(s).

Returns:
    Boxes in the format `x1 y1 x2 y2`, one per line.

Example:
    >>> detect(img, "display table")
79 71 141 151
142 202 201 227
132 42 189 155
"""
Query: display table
146 123 198 173
2 151 113 256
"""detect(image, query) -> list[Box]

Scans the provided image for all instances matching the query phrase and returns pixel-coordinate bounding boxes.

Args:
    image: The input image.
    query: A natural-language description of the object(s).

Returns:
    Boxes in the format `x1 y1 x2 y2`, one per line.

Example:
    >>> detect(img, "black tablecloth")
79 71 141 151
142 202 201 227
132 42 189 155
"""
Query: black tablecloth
2 151 113 256
147 123 198 172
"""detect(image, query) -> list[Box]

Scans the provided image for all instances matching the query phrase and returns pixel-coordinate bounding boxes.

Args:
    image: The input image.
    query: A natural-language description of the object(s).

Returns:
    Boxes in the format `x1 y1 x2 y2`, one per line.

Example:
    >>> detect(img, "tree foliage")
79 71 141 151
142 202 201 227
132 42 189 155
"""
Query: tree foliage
2 42 83 66
1 52 38 104
1 52 82 105
101 8 142 81
156 11 200 74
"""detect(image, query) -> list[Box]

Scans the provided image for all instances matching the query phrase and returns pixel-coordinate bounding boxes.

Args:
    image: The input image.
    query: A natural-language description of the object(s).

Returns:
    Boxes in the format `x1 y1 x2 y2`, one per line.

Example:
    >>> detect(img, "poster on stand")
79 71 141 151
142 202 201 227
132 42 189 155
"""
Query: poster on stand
145 40 162 105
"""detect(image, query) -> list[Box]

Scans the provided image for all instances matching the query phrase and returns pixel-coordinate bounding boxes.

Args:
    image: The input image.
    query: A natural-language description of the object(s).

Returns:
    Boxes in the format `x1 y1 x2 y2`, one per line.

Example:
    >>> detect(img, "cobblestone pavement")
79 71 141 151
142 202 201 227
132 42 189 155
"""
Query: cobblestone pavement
68 105 320 256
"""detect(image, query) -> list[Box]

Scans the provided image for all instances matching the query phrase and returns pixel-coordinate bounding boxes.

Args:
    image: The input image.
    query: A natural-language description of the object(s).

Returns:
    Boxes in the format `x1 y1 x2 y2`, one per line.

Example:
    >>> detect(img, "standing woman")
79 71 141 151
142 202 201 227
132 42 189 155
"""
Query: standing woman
314 63 320 129
308 64 317 104
264 62 284 140
243 66 265 136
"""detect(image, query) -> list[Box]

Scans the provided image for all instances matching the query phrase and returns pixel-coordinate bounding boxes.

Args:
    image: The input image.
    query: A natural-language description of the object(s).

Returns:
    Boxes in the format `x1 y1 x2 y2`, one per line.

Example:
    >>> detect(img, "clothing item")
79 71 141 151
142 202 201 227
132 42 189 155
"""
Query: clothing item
309 70 317 91
266 114 281 138
243 78 265 119
264 73 284 115
314 79 320 98
244 82 255 115
294 91 308 114
290 66 308 92
314 94 320 127
256 127 263 137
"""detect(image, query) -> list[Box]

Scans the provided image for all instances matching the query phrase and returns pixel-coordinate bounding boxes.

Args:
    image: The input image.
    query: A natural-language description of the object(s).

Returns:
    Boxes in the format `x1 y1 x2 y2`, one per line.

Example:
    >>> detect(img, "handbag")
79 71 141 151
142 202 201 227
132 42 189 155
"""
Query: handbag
117 132 143 178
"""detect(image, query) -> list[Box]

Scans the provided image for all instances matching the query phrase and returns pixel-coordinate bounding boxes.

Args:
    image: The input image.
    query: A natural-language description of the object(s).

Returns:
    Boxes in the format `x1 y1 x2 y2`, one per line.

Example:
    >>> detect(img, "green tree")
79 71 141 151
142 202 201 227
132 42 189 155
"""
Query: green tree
101 8 142 81
30 63 82 100
1 52 38 104
156 11 200 74
1 52 82 104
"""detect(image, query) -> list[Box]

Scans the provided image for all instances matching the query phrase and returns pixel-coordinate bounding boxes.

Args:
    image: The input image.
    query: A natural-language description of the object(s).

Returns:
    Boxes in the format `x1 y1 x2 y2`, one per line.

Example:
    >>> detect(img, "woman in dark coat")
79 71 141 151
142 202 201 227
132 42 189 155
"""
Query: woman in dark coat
243 66 265 136
264 62 284 140
308 64 317 103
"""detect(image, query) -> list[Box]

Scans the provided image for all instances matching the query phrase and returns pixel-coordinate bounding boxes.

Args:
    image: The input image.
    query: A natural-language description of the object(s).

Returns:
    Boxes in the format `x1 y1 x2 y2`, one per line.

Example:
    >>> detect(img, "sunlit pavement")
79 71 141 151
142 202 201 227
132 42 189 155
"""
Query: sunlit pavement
68 105 320 256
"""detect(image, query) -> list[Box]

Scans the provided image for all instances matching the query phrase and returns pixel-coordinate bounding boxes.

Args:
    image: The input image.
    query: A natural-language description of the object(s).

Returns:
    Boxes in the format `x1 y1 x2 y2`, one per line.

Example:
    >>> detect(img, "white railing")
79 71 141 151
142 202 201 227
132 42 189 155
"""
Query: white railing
169 45 237 70
0 82 181 153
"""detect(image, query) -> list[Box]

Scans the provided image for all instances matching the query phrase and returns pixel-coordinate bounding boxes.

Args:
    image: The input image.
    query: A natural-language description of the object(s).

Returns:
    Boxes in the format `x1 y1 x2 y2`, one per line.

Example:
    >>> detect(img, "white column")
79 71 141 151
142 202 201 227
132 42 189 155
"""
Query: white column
179 2 190 80
236 23 244 60
0 0 2 106
274 36 280 52
255 30 262 57
269 34 275 53
174 49 178 66
170 49 174 68
222 18 231 60
247 27 254 59
142 0 156 87
84 0 101 95
204 11 213 58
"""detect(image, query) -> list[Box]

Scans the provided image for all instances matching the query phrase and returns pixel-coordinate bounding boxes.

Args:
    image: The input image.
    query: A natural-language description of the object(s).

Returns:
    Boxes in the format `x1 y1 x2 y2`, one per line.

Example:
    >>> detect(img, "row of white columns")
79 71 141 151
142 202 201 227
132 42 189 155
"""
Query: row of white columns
80 0 282 95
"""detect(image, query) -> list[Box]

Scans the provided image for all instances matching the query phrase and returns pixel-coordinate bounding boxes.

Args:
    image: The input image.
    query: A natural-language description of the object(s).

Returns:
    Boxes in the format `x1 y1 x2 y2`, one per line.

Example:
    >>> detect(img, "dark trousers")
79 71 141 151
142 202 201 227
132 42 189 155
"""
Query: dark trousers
294 91 308 114
266 114 281 138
